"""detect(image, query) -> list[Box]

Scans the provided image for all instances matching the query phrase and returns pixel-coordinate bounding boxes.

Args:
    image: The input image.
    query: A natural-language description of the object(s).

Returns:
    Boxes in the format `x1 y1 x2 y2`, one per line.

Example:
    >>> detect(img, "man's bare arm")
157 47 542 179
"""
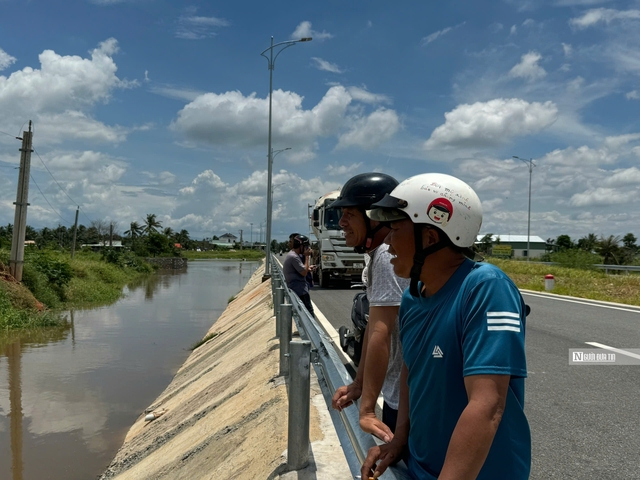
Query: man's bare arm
438 374 510 480
359 305 399 442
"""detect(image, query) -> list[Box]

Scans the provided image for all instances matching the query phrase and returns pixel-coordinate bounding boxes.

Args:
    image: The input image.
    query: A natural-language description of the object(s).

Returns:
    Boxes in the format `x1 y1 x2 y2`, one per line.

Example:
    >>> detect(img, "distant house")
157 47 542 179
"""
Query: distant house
24 240 36 247
219 233 238 244
475 234 547 259
81 240 125 252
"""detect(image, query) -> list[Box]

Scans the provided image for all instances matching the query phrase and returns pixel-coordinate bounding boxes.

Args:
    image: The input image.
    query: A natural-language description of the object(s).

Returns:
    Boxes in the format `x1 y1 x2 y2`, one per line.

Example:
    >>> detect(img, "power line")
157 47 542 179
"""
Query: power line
32 147 93 225
30 173 72 224
0 129 19 139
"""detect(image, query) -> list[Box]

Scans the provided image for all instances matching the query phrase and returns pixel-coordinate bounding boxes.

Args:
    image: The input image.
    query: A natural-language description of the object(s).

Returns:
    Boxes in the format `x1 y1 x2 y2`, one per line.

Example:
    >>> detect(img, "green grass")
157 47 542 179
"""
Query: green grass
0 287 66 330
0 248 151 329
487 258 640 306
182 249 265 260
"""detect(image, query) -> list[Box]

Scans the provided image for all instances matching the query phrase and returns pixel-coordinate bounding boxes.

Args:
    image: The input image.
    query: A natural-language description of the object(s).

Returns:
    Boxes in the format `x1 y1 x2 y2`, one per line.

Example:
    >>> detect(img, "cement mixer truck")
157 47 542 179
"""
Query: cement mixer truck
309 190 365 288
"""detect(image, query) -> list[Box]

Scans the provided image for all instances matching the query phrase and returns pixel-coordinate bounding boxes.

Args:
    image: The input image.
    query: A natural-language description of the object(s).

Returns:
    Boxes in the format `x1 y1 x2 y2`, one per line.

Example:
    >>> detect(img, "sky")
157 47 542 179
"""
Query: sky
0 0 639 243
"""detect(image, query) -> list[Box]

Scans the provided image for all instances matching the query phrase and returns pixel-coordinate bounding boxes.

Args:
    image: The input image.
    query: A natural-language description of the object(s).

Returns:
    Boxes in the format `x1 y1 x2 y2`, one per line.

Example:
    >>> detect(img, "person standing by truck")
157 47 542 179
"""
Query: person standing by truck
330 173 409 441
283 234 315 316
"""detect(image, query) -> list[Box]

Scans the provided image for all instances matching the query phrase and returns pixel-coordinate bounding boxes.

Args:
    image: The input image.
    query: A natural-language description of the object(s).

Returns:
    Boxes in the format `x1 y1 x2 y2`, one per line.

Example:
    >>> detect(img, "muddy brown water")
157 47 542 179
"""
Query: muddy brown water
0 260 259 480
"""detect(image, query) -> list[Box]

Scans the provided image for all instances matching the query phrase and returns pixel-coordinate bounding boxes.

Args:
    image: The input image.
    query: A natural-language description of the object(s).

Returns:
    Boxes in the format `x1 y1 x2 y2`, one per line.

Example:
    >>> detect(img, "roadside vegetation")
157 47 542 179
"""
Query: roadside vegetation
0 213 267 331
0 247 153 331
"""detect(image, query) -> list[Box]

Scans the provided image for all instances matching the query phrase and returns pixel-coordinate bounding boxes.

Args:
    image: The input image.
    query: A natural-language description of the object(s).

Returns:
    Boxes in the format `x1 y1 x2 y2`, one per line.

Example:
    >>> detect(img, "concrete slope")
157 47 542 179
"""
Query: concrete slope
100 264 349 480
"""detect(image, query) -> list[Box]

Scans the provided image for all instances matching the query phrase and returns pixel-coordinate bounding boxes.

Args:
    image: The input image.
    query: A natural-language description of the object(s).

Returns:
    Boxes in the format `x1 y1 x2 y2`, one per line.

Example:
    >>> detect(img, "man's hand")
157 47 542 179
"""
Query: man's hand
331 380 362 411
360 410 394 443
361 438 405 479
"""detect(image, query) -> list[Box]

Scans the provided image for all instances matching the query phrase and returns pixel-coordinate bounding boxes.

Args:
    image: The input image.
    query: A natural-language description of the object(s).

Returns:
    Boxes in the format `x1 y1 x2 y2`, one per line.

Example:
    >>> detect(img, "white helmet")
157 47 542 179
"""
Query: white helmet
368 173 482 247
369 173 483 296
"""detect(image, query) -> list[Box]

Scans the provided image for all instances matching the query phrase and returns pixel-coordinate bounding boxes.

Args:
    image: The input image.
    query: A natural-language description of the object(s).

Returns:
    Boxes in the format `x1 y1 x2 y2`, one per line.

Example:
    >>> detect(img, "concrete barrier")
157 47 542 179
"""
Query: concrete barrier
100 262 349 480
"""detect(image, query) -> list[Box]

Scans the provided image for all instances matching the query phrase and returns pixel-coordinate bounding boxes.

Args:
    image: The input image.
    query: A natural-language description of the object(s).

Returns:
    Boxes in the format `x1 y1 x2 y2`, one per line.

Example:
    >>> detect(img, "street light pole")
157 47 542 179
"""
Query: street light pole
261 36 312 278
250 223 253 249
513 156 536 261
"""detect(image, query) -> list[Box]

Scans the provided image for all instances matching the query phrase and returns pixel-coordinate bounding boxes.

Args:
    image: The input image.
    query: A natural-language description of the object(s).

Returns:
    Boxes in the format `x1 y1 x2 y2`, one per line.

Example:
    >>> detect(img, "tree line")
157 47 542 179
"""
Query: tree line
0 214 228 257
477 232 639 265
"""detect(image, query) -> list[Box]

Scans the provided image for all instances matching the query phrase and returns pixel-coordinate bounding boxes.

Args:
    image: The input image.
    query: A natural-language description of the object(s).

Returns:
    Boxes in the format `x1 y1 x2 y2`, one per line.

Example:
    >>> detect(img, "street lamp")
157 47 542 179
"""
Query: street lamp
261 36 312 278
512 156 536 261
250 223 253 249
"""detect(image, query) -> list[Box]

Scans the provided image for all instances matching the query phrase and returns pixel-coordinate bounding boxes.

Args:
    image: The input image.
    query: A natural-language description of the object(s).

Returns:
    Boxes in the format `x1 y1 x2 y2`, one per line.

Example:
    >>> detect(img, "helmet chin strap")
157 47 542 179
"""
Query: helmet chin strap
354 211 385 254
409 224 451 297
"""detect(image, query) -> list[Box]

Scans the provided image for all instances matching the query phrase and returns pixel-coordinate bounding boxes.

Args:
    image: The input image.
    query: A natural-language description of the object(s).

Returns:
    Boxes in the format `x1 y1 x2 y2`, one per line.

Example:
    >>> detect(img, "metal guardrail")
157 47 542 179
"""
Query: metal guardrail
270 254 410 480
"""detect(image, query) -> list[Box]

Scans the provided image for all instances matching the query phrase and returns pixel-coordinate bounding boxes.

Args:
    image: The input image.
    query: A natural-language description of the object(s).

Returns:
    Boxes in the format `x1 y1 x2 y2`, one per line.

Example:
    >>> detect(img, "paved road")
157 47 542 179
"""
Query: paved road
307 282 640 479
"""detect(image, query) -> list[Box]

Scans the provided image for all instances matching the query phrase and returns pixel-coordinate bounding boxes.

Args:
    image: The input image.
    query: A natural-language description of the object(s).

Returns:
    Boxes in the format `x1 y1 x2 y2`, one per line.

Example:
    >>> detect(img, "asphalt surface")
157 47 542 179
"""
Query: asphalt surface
306 281 640 479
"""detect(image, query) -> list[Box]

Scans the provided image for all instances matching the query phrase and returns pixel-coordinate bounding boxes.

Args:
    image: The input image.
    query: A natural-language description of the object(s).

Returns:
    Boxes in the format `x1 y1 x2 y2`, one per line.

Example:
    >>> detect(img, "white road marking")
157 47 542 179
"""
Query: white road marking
522 291 640 314
585 342 640 361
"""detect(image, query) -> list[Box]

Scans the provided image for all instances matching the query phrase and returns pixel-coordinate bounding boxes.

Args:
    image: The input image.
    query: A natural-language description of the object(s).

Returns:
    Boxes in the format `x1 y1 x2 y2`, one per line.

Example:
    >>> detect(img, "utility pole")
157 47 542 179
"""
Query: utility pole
239 229 243 250
9 121 33 282
71 207 79 258
109 222 113 247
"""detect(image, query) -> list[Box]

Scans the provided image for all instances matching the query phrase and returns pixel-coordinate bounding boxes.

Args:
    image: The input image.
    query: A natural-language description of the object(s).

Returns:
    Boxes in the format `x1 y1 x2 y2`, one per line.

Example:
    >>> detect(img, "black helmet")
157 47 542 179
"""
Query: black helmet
329 172 399 253
292 235 310 248
329 173 399 209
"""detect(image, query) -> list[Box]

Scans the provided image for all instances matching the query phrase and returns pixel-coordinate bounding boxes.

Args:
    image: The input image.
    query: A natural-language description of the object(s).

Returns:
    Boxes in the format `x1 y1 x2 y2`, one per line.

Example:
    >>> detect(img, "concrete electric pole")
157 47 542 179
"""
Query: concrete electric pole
9 121 34 282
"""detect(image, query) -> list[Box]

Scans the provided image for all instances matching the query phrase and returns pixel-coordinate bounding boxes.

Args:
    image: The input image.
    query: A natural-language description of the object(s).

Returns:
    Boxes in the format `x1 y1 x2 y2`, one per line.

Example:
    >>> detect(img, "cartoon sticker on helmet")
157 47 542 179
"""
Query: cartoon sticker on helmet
427 197 453 227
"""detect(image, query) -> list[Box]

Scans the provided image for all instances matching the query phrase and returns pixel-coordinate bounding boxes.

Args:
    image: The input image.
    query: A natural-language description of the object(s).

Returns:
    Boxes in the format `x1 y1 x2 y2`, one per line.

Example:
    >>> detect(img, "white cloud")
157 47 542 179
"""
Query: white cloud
626 90 640 100
324 163 362 176
337 108 401 150
0 48 16 70
171 85 400 160
142 171 177 186
311 57 343 74
149 84 204 101
421 27 452 46
509 51 547 81
569 187 632 206
0 39 135 146
562 43 573 56
603 133 640 150
291 21 332 41
510 25 517 35
555 0 614 5
0 39 125 114
570 8 640 29
421 22 465 46
425 98 558 149
603 167 640 187
169 168 341 235
175 7 229 39
34 111 128 144
346 86 391 105
543 145 617 167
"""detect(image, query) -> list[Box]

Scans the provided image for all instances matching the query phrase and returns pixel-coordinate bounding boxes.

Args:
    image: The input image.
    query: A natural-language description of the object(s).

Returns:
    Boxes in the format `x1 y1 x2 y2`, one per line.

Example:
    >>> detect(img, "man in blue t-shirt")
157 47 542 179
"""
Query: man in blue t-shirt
362 173 531 480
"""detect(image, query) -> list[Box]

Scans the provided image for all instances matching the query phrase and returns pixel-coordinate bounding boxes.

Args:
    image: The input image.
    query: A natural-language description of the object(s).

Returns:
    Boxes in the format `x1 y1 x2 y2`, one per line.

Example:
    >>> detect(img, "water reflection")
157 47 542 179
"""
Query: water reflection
0 260 259 480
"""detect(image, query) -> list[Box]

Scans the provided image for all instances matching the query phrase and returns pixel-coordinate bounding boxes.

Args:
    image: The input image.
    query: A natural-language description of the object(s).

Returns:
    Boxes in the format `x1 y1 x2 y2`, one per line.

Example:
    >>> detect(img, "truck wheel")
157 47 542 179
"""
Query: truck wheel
319 267 330 288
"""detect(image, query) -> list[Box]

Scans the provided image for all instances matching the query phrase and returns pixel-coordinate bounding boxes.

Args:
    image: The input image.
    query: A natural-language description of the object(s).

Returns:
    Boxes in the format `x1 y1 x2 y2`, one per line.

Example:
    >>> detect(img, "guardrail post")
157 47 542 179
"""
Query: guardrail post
274 287 284 335
279 303 293 376
287 339 311 470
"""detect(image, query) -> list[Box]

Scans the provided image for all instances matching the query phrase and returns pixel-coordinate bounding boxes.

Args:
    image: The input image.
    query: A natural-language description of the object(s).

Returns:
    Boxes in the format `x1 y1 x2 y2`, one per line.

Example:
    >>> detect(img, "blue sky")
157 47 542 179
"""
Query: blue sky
1 0 639 242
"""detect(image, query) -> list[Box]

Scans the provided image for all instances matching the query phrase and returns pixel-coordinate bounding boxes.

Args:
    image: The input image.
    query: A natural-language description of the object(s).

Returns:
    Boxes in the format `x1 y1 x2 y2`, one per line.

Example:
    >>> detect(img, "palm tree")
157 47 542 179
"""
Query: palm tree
143 214 162 235
597 235 621 265
577 233 598 253
163 227 175 239
125 221 143 247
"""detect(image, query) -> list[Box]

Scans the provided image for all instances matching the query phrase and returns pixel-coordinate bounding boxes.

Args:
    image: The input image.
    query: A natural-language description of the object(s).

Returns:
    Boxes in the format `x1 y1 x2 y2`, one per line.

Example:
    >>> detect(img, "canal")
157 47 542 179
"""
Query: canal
0 260 259 480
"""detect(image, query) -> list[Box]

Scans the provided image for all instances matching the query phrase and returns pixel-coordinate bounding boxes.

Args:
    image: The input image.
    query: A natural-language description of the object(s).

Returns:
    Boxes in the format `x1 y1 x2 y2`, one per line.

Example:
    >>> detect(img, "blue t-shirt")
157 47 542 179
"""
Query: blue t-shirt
399 259 531 479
